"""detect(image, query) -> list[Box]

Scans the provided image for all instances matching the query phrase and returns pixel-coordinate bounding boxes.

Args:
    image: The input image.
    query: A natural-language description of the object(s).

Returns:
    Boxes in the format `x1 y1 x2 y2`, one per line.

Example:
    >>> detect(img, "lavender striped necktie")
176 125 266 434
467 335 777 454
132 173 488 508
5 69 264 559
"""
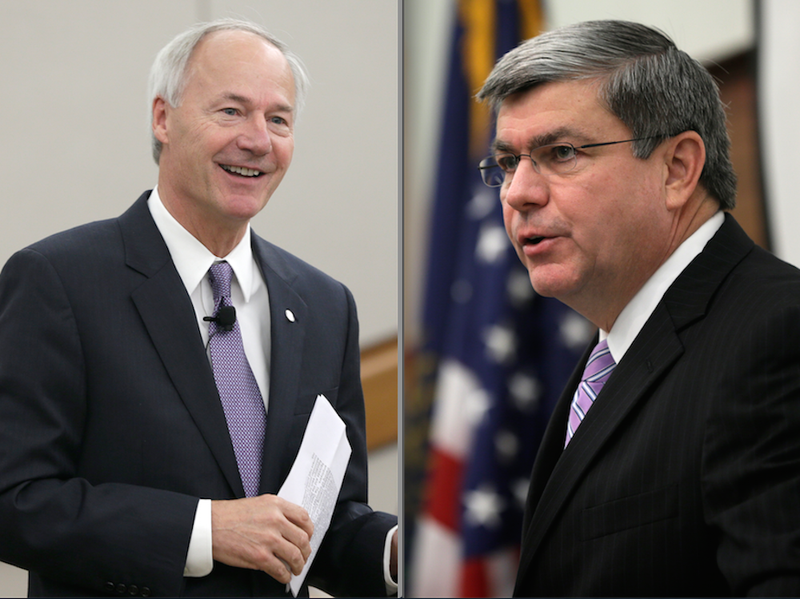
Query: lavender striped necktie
208 261 266 497
565 339 616 448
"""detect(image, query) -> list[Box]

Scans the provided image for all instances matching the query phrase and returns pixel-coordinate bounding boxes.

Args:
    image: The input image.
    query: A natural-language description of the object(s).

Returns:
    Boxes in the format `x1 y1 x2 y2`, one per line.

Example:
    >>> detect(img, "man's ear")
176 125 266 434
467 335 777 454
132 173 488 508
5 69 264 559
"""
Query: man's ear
663 131 706 211
152 97 169 145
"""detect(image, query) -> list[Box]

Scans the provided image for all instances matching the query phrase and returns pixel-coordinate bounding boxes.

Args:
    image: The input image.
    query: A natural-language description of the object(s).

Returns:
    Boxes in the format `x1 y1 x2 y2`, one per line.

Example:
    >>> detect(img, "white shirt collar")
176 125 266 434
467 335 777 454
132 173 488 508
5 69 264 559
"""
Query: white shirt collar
604 211 725 362
147 186 257 300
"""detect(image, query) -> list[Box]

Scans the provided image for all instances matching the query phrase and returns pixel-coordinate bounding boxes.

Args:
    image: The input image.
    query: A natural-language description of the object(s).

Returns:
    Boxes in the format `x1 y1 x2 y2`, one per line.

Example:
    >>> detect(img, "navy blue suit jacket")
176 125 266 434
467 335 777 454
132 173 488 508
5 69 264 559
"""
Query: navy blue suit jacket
0 192 395 597
514 215 800 596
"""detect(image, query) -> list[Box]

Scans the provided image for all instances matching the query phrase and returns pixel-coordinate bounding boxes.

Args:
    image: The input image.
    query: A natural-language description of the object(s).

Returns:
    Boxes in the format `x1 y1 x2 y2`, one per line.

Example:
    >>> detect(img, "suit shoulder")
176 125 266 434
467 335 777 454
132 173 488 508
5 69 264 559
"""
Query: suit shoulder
734 245 800 293
708 246 800 331
22 217 122 263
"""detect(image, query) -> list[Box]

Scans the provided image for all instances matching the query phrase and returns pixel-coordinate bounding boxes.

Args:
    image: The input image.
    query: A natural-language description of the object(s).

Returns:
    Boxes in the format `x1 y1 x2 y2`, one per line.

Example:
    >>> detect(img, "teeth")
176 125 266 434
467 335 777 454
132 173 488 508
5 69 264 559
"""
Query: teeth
222 165 262 177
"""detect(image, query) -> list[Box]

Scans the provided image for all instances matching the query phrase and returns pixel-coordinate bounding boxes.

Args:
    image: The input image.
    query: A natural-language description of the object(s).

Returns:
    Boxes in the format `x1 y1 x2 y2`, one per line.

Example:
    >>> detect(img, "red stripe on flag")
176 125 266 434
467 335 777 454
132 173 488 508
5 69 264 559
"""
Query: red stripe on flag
461 557 490 597
424 446 464 532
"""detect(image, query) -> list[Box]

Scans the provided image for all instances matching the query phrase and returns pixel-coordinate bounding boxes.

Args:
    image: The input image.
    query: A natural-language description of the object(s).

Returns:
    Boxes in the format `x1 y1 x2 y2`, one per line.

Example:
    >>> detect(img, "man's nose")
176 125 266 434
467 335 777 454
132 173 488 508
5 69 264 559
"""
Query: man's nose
501 158 549 212
238 116 272 155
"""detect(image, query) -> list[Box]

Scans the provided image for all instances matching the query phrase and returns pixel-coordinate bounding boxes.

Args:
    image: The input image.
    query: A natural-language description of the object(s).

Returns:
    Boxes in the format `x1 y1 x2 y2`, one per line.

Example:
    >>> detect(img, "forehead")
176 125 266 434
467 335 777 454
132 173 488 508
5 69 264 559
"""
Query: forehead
494 79 624 149
184 29 295 105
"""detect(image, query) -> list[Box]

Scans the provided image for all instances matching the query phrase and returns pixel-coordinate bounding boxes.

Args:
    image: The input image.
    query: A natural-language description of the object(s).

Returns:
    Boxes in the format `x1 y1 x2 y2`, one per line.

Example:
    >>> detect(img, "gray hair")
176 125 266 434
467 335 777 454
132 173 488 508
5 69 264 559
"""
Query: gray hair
478 20 737 209
148 18 309 164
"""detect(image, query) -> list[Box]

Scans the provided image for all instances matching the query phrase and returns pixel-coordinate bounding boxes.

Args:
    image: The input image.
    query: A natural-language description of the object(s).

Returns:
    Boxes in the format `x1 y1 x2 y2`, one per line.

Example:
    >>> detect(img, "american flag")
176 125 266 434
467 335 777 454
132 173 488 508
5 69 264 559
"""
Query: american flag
409 1 591 596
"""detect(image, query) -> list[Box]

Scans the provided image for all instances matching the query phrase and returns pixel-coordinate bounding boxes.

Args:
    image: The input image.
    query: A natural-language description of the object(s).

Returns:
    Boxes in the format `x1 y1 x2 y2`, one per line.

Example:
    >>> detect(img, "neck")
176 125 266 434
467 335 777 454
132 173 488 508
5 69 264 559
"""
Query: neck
578 193 721 332
189 223 247 258
157 184 249 258
660 192 721 273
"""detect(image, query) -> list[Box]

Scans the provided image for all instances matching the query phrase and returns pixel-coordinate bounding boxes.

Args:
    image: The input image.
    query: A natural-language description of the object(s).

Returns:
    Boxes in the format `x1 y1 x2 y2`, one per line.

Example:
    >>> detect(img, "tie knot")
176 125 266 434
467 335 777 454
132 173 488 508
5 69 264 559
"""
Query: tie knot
565 338 617 447
584 339 616 382
209 261 233 302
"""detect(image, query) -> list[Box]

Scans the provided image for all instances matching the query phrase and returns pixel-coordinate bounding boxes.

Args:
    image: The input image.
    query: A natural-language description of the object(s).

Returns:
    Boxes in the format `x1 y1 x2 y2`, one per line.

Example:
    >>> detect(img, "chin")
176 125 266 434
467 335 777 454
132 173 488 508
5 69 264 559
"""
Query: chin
527 266 582 301
222 195 270 218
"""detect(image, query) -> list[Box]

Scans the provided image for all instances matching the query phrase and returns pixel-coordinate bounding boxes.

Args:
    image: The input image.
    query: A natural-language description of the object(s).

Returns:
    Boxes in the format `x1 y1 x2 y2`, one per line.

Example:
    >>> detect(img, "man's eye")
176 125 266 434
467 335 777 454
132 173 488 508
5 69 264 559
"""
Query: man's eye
551 145 576 161
222 108 238 116
496 154 518 171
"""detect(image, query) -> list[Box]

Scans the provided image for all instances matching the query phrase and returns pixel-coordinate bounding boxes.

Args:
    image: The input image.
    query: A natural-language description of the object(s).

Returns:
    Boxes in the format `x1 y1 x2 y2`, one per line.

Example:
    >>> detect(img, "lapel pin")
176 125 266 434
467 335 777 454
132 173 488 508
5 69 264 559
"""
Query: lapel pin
285 309 296 323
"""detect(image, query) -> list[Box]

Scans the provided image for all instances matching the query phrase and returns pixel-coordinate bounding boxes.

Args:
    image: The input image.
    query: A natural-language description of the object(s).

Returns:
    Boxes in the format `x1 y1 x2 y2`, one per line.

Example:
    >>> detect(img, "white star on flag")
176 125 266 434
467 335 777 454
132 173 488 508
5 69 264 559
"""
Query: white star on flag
508 372 542 412
476 223 509 264
483 323 517 364
464 387 492 428
463 484 505 529
495 429 519 463
507 268 535 306
560 310 595 350
466 187 498 220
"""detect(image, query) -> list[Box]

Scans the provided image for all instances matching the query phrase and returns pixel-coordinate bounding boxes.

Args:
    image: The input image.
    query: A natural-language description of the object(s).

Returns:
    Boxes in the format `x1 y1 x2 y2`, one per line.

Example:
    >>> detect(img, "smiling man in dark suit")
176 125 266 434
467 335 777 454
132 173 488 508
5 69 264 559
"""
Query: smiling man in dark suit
0 18 396 597
476 19 800 597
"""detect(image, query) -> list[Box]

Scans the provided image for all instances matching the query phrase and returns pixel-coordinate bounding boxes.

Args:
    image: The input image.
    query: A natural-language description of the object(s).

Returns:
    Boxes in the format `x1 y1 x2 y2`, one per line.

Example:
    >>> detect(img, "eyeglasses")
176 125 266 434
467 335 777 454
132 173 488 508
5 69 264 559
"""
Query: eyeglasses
478 136 666 187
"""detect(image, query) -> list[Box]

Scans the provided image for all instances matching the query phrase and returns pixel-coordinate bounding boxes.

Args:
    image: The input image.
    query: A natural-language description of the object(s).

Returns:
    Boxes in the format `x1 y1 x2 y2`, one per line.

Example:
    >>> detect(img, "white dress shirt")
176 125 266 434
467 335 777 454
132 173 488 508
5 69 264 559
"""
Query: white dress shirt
603 211 725 363
148 187 271 403
147 188 397 591
149 187 271 577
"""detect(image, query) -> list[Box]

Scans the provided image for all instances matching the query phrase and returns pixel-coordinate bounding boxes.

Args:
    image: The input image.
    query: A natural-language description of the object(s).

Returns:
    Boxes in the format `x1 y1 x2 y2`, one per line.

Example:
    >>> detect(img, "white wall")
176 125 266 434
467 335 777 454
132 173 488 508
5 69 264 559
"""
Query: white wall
759 0 800 267
404 0 755 345
0 0 398 348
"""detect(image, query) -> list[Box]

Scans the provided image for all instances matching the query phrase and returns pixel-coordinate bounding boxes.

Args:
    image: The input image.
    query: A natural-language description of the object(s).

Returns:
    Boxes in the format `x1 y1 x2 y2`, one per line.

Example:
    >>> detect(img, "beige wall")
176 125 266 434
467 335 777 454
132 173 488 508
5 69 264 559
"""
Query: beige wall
760 0 800 266
0 0 398 347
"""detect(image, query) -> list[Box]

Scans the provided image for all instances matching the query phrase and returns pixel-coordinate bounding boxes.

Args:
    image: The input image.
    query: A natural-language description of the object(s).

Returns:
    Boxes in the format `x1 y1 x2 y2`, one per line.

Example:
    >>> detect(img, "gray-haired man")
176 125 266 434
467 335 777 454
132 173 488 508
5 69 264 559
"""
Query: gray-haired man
477 19 800 596
0 18 396 597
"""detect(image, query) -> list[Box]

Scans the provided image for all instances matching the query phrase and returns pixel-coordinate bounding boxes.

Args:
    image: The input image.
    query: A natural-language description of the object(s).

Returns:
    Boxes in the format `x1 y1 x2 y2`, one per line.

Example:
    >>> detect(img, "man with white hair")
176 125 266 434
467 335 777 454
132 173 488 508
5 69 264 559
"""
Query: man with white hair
0 18 397 597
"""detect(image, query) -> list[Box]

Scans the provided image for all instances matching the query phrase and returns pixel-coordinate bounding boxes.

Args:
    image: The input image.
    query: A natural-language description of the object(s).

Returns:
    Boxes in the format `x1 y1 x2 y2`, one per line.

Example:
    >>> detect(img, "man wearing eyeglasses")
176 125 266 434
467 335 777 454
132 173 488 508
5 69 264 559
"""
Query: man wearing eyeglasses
477 20 800 597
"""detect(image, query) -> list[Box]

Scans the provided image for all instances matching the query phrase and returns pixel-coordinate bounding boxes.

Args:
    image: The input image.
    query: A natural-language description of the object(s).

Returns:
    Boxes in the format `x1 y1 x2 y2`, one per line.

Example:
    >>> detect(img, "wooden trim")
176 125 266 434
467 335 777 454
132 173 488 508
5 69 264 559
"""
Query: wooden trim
710 51 768 248
361 336 398 450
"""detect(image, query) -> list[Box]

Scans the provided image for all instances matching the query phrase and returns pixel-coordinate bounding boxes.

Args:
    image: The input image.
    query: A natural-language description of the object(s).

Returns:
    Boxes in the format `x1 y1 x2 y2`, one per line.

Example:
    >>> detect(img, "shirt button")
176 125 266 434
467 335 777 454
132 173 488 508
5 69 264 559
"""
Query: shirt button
116 583 127 594
141 587 151 597
128 585 138 596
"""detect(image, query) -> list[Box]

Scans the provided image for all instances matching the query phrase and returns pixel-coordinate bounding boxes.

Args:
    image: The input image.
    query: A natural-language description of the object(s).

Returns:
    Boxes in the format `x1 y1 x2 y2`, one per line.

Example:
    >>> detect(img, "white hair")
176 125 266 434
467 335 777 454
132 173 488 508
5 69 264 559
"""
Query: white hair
147 18 309 164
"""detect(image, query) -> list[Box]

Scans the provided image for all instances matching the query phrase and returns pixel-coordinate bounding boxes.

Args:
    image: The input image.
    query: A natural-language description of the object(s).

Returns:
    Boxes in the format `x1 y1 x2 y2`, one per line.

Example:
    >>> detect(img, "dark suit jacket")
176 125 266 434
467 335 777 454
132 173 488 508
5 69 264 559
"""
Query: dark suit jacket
514 214 800 597
0 191 395 597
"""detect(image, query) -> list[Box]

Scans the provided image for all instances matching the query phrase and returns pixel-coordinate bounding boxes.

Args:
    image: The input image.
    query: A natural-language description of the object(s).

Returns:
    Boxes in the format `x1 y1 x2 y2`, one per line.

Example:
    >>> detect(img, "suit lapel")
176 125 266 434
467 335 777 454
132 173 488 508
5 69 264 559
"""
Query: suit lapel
521 338 592 533
517 316 684 577
251 236 308 494
517 214 755 579
120 193 244 496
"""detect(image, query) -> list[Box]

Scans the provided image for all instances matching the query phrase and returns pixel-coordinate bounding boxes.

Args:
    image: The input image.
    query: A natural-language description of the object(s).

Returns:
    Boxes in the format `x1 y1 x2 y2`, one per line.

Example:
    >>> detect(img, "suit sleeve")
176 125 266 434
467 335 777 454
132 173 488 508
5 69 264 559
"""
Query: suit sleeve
703 300 800 596
307 283 397 597
0 248 198 596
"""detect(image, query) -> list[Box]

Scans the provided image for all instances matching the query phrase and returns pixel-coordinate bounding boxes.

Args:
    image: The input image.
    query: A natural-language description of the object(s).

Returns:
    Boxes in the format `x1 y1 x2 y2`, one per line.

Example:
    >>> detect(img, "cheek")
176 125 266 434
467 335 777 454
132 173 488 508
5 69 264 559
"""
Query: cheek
566 167 651 235
501 202 518 242
277 138 294 167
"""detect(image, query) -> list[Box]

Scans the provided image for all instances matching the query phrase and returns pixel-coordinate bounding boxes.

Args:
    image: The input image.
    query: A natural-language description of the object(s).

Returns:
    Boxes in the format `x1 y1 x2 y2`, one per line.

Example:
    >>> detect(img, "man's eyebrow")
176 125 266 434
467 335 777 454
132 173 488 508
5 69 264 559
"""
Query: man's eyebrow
492 127 586 154
220 92 251 105
219 92 294 114
491 139 515 154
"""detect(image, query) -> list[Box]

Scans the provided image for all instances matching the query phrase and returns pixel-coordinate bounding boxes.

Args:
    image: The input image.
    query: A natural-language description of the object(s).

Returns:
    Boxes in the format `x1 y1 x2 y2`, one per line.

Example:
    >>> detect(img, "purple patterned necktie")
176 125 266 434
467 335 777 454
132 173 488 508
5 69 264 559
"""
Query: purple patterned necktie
565 339 616 448
208 261 266 497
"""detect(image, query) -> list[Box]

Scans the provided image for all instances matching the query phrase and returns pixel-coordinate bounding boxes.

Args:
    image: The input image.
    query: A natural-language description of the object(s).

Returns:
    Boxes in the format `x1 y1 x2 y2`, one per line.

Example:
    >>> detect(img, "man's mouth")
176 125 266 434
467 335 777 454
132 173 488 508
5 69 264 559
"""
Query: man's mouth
221 164 264 177
526 236 546 246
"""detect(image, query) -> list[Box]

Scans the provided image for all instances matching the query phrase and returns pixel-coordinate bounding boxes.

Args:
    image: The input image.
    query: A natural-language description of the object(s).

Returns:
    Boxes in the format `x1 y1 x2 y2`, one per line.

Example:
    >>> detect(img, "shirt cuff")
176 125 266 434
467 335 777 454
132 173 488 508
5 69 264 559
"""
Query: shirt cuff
384 524 398 594
184 499 213 577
